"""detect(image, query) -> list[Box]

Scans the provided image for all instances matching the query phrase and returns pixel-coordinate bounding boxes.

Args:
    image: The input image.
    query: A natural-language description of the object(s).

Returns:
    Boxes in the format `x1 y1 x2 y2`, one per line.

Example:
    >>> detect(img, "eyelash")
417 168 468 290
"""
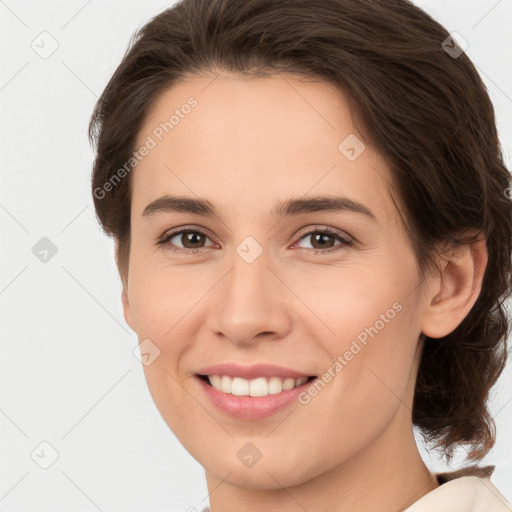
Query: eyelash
156 226 354 256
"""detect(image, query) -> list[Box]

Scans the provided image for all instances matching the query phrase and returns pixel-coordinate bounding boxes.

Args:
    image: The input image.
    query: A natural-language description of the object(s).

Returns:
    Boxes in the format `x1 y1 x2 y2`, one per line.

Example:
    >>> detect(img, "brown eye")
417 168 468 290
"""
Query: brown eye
177 231 207 249
295 228 353 254
309 232 337 249
158 228 215 253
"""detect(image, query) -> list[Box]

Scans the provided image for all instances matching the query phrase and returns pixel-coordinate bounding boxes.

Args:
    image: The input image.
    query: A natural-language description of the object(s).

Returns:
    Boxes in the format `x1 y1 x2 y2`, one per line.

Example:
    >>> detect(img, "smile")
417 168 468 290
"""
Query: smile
195 373 318 420
199 374 316 397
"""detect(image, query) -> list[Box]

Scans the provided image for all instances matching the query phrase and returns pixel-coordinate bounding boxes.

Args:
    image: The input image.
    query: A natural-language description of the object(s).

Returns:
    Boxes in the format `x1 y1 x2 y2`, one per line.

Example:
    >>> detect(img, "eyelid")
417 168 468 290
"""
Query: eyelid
157 224 216 240
156 224 218 248
157 224 354 254
293 225 353 244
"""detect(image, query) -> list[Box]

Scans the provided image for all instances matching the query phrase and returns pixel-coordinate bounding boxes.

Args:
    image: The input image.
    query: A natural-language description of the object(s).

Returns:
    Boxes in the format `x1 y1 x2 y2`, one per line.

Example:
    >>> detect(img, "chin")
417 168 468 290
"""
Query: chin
200 447 322 490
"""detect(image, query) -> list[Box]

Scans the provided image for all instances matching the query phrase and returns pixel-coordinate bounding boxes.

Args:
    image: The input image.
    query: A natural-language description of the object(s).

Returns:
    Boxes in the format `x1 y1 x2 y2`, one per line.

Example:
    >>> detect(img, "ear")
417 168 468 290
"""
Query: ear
114 239 135 331
121 286 135 331
421 232 488 339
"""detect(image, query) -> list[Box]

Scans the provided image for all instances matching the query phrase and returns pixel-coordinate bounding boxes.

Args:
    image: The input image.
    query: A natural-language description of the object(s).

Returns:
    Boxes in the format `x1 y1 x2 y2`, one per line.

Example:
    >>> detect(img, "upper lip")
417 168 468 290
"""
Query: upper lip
196 363 316 380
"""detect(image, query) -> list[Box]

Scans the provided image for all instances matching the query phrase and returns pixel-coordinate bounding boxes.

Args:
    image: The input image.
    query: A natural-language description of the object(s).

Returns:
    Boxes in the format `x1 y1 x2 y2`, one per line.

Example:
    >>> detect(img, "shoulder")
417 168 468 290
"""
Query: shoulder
405 466 512 512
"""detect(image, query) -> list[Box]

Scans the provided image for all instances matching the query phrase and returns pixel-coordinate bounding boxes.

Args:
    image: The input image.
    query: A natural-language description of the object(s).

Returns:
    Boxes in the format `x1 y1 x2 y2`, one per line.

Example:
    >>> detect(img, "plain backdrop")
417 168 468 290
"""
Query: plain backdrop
1 1 511 511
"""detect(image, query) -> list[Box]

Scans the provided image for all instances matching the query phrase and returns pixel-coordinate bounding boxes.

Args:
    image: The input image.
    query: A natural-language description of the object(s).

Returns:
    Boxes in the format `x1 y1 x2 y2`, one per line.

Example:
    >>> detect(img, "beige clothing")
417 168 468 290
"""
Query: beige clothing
404 469 511 511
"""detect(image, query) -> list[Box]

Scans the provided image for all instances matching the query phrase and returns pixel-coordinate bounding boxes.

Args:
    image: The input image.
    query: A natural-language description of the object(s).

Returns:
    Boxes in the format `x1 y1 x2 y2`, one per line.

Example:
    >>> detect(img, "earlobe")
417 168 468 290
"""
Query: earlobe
121 287 135 331
421 234 488 339
114 239 135 330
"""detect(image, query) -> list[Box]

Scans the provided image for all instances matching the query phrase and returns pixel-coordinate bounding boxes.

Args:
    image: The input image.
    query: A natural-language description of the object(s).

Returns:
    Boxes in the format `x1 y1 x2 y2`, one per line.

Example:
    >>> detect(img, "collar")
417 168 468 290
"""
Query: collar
404 466 512 511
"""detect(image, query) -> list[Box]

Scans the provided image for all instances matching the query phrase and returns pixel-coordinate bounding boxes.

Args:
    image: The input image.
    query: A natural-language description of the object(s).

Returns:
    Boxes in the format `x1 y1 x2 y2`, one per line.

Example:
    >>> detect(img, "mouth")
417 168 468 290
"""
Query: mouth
196 374 317 397
194 368 320 419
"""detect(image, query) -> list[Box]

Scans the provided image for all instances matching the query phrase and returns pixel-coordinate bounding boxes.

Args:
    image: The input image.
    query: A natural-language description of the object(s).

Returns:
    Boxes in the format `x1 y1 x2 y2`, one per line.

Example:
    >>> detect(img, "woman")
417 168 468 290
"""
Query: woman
89 0 512 510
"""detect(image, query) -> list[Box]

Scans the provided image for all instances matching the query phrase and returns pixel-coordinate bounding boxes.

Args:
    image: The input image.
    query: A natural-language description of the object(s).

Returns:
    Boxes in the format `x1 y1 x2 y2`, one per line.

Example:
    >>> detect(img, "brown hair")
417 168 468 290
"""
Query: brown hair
89 0 512 466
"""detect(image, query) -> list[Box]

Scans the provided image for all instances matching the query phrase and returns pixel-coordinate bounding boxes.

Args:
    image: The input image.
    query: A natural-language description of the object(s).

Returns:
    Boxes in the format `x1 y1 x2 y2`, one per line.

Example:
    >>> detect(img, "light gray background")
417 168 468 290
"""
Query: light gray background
0 1 511 511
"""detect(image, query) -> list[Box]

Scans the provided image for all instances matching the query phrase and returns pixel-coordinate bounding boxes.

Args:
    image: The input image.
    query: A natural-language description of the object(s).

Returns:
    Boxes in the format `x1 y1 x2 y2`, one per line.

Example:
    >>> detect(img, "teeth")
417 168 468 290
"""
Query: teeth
206 375 309 396
232 377 249 396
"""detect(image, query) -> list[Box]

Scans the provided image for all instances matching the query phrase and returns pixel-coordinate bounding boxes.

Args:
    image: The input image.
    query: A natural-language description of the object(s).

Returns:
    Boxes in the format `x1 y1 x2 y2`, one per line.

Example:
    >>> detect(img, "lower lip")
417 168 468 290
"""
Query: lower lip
195 375 316 420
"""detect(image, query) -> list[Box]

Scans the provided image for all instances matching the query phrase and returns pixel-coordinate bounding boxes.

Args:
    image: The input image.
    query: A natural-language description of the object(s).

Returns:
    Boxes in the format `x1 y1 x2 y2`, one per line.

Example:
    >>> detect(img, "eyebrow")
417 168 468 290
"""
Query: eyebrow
142 194 376 221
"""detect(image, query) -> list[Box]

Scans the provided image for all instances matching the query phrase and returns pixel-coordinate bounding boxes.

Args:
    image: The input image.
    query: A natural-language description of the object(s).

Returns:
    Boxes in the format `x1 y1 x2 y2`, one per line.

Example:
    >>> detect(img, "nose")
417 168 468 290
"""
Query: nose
209 251 292 346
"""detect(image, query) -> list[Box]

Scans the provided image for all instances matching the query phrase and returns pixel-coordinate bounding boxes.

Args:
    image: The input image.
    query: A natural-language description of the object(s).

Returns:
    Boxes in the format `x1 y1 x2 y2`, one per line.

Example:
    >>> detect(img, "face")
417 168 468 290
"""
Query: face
122 71 429 489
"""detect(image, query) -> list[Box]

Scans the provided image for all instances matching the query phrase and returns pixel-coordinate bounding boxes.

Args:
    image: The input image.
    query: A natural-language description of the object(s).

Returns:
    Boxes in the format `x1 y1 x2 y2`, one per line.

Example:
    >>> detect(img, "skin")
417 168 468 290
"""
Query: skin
119 71 488 512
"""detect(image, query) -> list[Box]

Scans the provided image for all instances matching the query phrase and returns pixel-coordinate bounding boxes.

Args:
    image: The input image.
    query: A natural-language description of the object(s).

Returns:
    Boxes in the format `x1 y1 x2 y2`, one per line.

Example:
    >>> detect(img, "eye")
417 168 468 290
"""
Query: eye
156 225 354 256
293 227 354 255
156 227 215 254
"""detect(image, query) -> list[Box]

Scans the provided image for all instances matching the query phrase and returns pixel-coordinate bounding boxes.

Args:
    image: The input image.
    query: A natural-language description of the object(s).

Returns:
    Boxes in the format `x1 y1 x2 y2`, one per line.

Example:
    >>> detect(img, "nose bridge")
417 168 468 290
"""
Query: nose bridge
212 241 290 342
223 231 272 299
224 244 274 313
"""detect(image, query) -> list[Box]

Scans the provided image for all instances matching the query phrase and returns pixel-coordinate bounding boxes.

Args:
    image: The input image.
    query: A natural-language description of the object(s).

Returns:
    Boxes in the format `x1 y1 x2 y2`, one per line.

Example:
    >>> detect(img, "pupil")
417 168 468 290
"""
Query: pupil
313 233 333 249
184 232 203 248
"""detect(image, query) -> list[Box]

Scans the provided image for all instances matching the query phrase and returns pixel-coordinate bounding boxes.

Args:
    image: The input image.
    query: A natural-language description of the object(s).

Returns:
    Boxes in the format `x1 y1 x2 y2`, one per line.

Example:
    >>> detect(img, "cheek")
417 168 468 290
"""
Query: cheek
301 307 419 474
311 269 420 414
291 265 406 350
127 259 198 335
322 297 419 437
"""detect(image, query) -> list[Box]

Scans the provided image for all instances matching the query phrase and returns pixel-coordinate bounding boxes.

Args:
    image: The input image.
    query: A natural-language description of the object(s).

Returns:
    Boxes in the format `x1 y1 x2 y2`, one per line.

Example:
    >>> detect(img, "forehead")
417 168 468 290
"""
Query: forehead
131 72 400 227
